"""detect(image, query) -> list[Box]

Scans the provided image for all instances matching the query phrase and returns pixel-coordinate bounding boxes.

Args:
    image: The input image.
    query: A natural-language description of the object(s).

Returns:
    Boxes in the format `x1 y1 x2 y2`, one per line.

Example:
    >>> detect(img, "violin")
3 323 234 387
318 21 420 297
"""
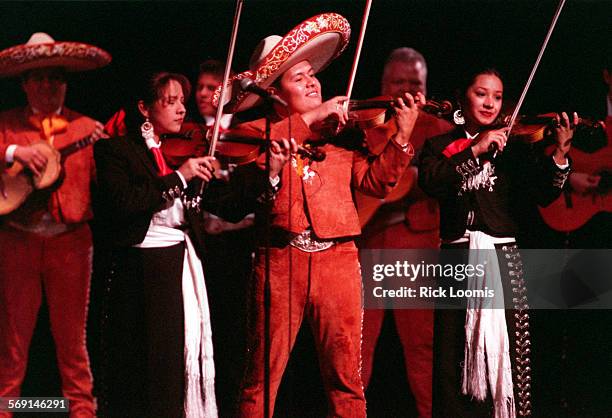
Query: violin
160 122 209 169
161 121 326 170
346 96 453 129
218 131 327 162
317 95 453 137
160 122 261 170
497 112 606 144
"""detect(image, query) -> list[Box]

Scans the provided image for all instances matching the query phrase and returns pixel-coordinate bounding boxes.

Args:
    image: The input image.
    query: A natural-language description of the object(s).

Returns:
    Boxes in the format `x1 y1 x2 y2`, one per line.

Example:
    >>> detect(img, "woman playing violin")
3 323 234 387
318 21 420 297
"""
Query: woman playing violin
418 68 576 418
220 13 420 418
93 71 290 417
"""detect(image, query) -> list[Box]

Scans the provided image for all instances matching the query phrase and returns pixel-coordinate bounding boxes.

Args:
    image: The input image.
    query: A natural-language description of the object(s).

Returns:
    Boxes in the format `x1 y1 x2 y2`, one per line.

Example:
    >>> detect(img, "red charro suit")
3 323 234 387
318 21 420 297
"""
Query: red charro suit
0 107 96 418
236 114 412 417
360 111 453 418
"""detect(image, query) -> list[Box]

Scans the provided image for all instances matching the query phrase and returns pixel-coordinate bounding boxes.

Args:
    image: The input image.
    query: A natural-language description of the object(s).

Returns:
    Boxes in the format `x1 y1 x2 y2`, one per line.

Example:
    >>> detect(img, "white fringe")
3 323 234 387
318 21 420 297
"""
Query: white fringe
462 343 488 401
183 235 218 418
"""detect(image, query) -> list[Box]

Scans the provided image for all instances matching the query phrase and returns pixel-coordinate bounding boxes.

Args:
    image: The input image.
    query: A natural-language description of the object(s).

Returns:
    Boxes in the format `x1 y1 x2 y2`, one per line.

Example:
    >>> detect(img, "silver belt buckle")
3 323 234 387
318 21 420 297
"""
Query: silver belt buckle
289 229 335 252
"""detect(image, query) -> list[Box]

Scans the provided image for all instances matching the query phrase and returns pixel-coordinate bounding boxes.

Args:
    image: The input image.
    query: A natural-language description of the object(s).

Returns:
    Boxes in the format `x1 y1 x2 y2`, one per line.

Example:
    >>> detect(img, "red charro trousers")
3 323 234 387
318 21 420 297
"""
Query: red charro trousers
0 224 95 418
361 222 436 418
239 241 366 418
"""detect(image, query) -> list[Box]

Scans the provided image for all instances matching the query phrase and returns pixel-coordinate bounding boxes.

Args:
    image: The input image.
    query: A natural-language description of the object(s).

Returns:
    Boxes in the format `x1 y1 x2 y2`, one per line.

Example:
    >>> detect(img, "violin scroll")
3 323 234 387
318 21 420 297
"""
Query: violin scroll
418 98 453 118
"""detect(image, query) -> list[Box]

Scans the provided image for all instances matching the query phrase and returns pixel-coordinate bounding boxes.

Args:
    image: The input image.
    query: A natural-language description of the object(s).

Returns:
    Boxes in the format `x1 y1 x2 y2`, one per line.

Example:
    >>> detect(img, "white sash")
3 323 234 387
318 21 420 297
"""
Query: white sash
462 230 515 418
134 225 217 417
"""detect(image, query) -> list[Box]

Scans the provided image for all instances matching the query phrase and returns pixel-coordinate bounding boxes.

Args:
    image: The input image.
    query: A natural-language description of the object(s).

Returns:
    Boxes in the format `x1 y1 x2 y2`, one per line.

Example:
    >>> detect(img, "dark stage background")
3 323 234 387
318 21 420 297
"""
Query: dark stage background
0 0 610 119
2 1 610 417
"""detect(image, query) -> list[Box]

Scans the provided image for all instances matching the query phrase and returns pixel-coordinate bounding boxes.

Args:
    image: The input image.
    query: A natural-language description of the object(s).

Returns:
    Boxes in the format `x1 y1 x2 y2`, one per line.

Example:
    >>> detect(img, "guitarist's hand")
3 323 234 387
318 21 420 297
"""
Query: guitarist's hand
569 172 600 195
92 121 110 141
13 145 48 177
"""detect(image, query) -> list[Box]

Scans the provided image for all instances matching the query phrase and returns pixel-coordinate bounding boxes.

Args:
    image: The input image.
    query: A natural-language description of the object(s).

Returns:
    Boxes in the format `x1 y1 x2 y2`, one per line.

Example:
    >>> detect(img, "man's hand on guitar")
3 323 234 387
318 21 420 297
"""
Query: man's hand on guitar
92 121 110 141
13 145 48 177
569 172 601 195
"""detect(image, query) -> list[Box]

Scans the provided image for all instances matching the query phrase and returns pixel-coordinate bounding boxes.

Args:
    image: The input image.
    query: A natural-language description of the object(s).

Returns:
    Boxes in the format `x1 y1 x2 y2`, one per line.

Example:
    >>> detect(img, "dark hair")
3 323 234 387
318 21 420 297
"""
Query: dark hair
198 59 232 78
457 67 503 101
139 72 191 106
124 71 191 135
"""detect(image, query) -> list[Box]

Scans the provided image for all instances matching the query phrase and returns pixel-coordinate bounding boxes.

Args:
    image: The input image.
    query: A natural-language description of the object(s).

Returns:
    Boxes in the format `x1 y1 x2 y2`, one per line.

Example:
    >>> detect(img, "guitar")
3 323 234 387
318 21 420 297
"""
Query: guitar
538 144 612 232
0 135 96 215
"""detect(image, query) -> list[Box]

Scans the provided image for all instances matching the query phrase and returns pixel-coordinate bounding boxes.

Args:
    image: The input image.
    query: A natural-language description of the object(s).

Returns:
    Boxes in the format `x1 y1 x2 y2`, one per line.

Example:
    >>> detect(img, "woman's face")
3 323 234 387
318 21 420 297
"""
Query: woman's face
463 73 503 132
140 79 186 135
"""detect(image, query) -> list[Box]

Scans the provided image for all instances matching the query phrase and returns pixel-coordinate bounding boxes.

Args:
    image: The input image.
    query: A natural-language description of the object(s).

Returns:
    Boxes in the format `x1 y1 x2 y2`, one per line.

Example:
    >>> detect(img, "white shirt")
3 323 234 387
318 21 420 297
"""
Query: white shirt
204 114 233 130
134 138 187 248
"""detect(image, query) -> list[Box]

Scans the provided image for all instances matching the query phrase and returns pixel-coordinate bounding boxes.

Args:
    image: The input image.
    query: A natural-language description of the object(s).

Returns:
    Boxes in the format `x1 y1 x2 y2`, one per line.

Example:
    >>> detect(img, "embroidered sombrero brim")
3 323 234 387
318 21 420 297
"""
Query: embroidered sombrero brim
0 39 112 77
215 12 351 113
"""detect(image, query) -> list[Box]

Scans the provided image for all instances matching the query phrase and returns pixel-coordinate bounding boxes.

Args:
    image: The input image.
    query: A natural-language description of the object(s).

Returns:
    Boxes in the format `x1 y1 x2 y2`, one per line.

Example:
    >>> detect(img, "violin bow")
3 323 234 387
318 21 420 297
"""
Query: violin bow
209 0 244 159
505 0 567 137
193 0 245 209
343 0 373 110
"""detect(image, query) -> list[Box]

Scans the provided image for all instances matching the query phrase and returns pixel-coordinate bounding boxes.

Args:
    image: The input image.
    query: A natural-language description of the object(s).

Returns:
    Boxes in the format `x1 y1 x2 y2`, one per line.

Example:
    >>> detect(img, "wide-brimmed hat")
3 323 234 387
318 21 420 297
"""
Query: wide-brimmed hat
214 12 351 113
0 32 112 77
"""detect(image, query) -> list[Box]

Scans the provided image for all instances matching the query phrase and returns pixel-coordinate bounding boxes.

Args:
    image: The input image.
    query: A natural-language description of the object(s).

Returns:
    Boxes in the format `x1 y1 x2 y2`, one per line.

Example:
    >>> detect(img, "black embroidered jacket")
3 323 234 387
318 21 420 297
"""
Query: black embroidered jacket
418 127 571 241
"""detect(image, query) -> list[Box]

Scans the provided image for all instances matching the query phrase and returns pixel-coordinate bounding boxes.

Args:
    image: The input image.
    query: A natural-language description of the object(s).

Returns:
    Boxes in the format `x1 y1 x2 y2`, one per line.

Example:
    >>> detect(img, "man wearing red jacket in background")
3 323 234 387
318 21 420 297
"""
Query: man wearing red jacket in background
359 47 454 418
0 33 108 418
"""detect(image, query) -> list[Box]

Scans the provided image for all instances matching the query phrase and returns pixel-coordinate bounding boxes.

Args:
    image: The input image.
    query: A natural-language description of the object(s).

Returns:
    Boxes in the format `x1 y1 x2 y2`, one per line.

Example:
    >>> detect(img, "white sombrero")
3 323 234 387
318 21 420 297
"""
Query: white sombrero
214 12 351 113
0 32 112 77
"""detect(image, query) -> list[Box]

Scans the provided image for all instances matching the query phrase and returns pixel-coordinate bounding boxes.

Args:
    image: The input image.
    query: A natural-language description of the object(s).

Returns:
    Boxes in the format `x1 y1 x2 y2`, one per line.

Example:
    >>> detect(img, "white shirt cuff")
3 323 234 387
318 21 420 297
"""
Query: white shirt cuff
5 144 18 163
555 159 569 170
175 171 188 188
392 137 414 155
269 176 280 187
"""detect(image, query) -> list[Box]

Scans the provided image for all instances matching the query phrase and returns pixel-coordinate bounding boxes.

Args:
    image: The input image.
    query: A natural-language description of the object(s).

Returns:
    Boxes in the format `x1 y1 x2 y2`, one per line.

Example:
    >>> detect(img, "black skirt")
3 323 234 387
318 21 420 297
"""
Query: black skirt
98 243 186 418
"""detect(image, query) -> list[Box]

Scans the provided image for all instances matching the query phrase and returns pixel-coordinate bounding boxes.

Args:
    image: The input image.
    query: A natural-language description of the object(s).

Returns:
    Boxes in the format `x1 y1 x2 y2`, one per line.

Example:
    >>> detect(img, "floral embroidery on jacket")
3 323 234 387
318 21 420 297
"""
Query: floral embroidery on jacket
292 156 316 183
